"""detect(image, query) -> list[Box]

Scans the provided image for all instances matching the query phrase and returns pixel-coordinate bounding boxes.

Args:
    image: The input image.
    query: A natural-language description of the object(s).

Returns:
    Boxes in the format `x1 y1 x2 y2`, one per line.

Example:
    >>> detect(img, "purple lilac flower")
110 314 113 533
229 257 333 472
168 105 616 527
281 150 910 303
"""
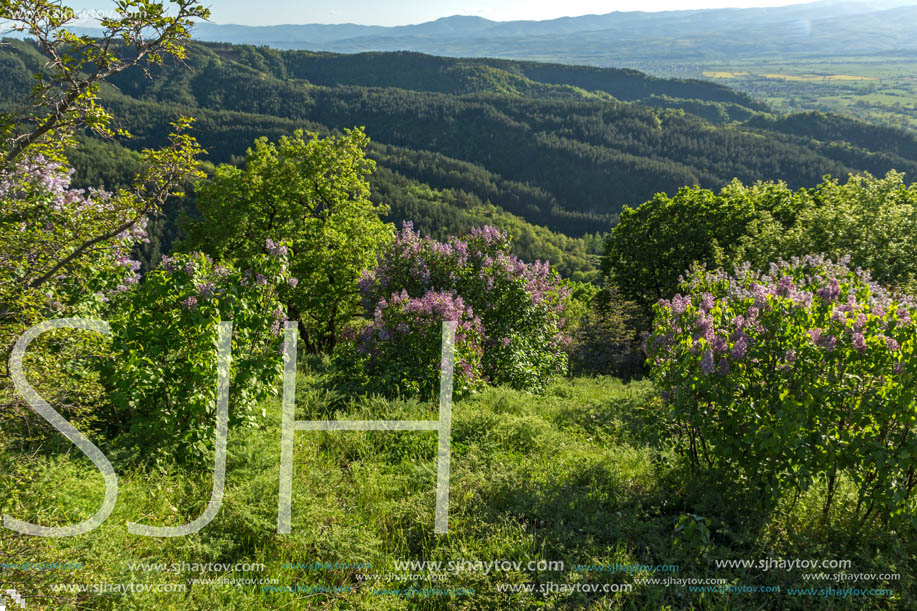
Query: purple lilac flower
816 278 841 303
265 238 289 257
694 312 714 342
670 294 691 315
700 292 715 312
775 276 796 297
700 349 716 375
711 335 728 354
751 283 769 306
197 282 216 299
182 296 198 310
792 291 813 308
808 328 823 345
730 334 749 360
852 333 867 353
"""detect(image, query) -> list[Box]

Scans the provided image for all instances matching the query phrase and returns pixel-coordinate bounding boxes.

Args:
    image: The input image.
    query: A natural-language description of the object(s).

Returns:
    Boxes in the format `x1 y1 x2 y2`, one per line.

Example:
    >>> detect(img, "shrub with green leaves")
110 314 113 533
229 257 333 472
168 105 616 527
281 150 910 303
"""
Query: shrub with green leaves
357 289 486 398
356 223 570 395
645 255 917 525
0 154 152 435
101 247 293 461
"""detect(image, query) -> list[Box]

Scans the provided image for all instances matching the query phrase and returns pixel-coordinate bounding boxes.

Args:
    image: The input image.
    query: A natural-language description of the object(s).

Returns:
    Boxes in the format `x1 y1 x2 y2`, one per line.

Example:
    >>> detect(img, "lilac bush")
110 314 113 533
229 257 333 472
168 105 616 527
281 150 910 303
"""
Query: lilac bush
645 255 917 525
358 289 486 397
0 155 148 429
357 223 570 395
0 155 147 322
101 243 294 461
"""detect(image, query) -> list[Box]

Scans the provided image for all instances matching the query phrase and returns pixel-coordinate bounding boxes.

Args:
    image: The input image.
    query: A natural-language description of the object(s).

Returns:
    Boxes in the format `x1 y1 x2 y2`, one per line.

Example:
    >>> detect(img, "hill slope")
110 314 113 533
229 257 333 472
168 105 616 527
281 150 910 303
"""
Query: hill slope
4 39 917 275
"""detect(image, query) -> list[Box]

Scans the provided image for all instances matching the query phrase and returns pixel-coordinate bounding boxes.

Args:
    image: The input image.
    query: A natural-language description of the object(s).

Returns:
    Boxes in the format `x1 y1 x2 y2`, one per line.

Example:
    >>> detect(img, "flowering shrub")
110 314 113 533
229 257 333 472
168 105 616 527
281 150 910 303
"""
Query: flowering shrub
357 223 569 395
358 290 486 397
646 255 917 524
101 244 293 461
0 155 147 322
0 155 148 432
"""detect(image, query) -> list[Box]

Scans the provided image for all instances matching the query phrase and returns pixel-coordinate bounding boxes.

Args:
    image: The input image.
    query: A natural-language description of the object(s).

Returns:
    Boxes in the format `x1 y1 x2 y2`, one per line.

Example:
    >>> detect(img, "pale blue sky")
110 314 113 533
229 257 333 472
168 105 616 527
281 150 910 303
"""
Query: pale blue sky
61 0 821 26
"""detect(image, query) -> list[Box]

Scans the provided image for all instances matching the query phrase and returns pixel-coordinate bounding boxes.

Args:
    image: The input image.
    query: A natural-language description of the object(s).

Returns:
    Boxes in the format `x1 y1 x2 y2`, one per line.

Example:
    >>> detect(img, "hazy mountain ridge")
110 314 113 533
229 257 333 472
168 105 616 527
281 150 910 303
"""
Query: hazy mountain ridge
172 1 917 62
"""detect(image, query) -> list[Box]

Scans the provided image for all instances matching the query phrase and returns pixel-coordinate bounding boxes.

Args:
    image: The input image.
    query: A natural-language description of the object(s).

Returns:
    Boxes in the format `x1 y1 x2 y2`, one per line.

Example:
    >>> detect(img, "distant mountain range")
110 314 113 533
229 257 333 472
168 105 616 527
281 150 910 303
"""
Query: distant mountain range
157 1 917 68
50 1 917 72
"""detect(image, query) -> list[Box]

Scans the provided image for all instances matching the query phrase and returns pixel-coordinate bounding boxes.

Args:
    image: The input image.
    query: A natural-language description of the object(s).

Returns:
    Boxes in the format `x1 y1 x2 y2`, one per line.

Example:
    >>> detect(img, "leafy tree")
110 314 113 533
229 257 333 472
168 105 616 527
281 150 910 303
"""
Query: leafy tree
603 179 806 309
568 280 644 378
739 171 917 293
0 0 208 437
605 171 917 318
0 0 208 165
185 128 393 351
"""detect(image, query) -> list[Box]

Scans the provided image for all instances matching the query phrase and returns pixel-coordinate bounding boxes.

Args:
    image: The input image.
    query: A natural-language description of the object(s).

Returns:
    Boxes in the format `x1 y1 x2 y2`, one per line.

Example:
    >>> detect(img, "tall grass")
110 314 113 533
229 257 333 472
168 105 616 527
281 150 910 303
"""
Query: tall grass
1 368 913 609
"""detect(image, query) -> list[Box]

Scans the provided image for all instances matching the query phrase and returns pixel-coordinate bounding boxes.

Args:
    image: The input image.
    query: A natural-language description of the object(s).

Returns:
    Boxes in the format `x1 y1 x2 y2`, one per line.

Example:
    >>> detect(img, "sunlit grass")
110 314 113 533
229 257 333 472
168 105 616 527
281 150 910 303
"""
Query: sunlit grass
2 372 914 609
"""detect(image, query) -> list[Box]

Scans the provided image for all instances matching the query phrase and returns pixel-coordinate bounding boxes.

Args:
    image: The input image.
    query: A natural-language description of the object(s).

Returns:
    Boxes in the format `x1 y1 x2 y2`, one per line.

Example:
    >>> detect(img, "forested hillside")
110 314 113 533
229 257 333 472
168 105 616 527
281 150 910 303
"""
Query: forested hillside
3 38 917 276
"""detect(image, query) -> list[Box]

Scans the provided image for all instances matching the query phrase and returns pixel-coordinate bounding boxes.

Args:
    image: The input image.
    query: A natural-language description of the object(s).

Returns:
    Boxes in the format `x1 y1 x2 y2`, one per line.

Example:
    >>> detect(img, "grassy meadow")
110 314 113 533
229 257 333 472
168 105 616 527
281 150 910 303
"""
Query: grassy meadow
2 360 913 610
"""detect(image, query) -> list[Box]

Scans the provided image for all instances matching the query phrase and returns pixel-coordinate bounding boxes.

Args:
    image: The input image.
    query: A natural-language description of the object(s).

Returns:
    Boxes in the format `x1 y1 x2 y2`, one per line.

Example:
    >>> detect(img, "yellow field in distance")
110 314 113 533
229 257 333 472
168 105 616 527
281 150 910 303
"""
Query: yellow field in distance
759 73 877 81
702 71 750 78
703 71 877 82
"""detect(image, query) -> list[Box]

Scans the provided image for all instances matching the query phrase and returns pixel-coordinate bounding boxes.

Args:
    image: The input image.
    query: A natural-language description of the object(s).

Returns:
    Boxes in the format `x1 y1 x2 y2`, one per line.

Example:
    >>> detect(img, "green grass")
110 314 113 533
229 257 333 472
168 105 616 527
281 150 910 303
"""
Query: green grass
1 366 914 609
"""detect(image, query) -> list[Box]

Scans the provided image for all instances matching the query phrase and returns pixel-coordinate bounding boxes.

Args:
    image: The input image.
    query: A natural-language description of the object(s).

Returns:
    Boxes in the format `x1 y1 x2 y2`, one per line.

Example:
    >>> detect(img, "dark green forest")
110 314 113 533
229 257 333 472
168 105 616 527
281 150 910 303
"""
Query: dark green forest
3 39 917 278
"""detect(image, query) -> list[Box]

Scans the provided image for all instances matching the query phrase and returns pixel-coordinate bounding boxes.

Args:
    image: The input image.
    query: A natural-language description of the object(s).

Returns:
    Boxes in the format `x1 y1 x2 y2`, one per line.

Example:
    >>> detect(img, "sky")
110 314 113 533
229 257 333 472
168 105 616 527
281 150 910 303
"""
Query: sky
58 0 824 27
